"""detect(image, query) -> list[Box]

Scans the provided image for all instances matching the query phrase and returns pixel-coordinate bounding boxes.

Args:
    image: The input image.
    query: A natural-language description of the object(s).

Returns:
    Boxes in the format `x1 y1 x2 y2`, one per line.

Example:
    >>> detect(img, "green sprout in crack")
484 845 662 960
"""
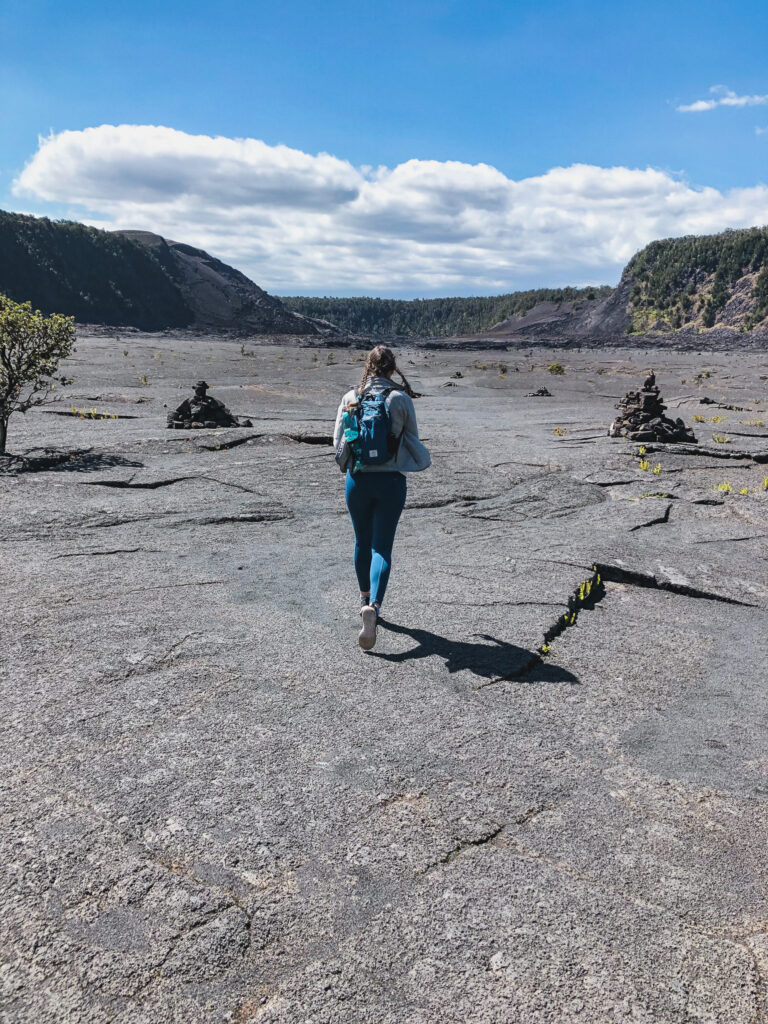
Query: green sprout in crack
712 434 731 444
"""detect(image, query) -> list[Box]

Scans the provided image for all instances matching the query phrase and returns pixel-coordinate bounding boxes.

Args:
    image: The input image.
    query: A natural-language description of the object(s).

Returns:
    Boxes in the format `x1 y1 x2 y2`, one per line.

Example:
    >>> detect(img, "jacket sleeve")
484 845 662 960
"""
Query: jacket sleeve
333 399 345 449
398 394 431 471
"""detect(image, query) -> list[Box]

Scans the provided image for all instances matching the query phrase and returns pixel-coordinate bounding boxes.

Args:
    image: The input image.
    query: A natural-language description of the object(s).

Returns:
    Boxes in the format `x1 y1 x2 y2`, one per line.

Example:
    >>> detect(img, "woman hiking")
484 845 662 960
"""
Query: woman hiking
333 345 430 651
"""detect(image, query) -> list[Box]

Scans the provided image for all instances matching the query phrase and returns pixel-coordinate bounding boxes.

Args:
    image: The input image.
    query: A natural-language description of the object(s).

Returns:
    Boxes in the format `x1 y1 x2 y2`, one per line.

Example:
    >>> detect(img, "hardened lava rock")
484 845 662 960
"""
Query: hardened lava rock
609 370 696 443
167 380 252 430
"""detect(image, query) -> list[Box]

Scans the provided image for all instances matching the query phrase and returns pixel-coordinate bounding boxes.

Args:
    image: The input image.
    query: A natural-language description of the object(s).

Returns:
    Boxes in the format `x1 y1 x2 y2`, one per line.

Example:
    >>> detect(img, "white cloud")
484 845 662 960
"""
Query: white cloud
13 124 768 294
677 84 768 113
756 126 768 135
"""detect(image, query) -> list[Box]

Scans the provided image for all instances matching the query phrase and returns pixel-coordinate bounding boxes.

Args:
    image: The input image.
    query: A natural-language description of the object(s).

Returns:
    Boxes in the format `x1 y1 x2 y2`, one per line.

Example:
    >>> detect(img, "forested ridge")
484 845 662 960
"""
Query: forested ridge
627 226 768 332
281 287 612 337
0 211 192 330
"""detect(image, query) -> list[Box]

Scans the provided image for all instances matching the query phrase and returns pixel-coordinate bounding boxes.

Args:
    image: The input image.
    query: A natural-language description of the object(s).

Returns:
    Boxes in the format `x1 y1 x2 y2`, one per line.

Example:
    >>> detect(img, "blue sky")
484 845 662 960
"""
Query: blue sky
2 0 768 296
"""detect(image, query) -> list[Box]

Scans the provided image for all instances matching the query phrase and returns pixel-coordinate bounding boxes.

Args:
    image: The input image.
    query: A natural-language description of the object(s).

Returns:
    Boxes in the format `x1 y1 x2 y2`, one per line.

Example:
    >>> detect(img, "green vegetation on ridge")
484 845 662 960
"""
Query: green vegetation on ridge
0 211 192 330
281 287 612 338
627 226 768 332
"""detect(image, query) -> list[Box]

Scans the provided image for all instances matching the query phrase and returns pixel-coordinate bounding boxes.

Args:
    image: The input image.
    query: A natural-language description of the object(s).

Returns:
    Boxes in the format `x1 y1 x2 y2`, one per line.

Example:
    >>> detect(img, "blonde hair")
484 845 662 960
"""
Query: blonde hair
358 344 416 397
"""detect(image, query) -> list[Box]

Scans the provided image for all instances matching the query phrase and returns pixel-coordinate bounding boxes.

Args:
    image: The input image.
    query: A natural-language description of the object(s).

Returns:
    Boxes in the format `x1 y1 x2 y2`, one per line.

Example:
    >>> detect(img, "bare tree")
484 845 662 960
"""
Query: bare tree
0 295 76 454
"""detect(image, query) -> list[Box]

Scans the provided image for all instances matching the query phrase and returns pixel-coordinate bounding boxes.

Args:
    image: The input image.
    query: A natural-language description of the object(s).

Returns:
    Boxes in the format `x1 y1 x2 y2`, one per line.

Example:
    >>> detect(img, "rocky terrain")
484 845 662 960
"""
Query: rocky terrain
2 333 768 1023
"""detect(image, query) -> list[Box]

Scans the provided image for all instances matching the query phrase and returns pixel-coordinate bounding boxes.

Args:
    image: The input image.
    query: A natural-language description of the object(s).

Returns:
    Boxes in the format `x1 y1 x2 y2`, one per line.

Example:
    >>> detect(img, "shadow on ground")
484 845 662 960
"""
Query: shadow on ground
372 620 580 685
0 449 145 474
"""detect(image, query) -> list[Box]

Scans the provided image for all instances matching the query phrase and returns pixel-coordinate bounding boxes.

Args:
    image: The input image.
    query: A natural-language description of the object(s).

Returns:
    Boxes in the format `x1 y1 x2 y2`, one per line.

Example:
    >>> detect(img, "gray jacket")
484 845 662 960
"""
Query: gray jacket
333 377 431 473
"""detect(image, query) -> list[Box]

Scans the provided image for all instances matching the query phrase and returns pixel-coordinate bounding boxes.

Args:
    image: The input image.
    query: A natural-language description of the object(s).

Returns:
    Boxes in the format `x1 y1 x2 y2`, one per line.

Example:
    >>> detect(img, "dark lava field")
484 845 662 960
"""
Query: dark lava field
2 331 768 1023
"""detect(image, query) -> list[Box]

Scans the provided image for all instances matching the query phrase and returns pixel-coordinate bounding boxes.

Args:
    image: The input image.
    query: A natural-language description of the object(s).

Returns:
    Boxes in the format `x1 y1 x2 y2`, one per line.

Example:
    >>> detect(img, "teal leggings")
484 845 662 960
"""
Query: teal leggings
345 470 407 606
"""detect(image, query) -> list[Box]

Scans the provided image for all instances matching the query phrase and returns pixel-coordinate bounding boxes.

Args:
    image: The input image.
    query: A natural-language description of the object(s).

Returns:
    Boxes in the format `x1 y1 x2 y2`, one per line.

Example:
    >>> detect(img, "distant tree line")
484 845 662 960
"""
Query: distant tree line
0 211 192 330
627 226 768 331
281 287 612 338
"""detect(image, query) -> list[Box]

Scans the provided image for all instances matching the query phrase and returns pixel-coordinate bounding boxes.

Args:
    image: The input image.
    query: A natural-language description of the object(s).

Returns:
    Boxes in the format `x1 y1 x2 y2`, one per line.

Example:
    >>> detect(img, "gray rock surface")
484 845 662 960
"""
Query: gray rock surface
1 332 768 1022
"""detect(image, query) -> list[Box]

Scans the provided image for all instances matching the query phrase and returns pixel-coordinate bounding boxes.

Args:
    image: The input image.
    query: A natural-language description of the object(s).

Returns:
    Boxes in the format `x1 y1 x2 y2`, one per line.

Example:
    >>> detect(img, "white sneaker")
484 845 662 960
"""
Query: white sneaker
358 605 378 651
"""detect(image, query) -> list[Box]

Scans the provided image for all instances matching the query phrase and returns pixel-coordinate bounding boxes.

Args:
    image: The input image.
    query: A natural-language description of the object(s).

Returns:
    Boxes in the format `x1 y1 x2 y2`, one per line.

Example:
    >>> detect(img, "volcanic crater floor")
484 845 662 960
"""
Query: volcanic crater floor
2 333 768 1023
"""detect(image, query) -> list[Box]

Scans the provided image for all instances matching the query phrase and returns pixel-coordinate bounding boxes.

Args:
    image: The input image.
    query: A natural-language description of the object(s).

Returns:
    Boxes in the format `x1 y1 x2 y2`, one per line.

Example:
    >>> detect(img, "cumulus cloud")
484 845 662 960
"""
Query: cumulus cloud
677 84 768 113
13 124 768 294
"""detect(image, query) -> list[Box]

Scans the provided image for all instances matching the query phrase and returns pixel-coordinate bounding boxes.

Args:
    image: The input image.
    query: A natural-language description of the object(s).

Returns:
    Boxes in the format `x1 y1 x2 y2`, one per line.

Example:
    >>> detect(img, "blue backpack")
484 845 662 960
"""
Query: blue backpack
336 385 397 474
357 386 395 466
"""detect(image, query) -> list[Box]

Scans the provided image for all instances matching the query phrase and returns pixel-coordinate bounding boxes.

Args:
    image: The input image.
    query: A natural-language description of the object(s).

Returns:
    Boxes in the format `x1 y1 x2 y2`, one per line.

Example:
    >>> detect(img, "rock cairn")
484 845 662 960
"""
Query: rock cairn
609 371 696 443
167 381 252 430
527 386 552 397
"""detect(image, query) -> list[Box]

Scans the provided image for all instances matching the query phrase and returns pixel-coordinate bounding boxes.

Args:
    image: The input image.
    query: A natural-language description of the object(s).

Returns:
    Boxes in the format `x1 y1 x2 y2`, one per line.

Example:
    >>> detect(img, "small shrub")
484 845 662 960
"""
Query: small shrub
715 482 733 492
739 487 749 495
712 434 731 444
652 463 662 475
547 362 565 375
553 426 567 436
138 374 149 386
693 414 705 423
709 414 726 423
639 458 650 471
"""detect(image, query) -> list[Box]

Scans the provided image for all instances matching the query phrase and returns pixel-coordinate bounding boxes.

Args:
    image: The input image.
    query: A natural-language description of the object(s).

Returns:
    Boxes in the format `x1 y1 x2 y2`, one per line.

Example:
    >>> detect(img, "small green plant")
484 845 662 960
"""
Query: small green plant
739 487 749 495
715 482 733 493
640 491 672 498
138 374 149 386
639 458 650 471
652 462 662 475
553 426 567 436
547 362 565 375
745 418 765 426
762 476 768 491
637 445 647 455
709 414 726 423
712 434 731 444
693 414 705 423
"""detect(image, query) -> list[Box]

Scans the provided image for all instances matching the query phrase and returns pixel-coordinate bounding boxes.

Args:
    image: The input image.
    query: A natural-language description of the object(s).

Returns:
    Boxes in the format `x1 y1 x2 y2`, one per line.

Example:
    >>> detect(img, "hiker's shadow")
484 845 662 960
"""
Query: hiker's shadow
372 620 579 685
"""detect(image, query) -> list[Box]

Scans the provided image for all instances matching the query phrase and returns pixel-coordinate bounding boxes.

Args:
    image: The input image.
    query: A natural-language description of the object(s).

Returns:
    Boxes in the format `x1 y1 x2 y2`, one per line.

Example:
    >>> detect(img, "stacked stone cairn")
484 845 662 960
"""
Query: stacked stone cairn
167 381 252 429
608 371 696 443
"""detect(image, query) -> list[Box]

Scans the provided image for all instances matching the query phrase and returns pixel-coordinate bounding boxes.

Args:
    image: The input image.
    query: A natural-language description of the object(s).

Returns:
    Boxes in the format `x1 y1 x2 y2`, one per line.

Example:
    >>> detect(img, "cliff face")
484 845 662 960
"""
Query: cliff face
116 231 333 335
624 227 768 334
483 227 768 346
0 211 192 331
0 211 336 335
